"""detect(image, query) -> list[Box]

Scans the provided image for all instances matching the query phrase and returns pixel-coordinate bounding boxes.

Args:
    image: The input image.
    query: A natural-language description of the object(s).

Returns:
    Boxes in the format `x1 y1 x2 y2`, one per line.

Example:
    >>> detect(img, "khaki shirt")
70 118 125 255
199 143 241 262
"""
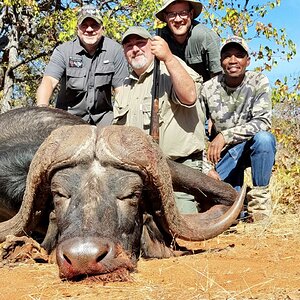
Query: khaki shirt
113 57 205 160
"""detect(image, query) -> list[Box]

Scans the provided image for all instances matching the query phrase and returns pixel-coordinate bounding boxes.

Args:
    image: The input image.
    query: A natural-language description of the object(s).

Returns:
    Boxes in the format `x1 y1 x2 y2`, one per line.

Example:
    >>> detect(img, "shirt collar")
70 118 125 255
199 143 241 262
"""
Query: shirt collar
74 36 105 55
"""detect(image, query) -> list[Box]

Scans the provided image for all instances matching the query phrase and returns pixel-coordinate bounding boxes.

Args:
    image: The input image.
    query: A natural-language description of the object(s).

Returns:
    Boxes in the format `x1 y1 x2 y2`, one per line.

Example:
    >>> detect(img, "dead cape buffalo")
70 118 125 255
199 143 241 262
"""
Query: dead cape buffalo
0 107 245 281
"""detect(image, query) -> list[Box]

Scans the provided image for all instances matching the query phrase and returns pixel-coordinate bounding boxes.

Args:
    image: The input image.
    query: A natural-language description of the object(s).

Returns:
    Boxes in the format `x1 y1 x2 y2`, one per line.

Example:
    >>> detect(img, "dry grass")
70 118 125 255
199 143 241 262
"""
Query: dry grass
1 210 297 300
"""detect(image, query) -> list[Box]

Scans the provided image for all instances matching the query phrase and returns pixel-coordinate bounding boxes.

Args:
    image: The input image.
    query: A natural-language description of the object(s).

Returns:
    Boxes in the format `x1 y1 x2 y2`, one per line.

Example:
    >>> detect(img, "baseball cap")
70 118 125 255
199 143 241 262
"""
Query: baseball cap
121 26 152 44
156 0 203 22
220 36 249 54
77 5 102 25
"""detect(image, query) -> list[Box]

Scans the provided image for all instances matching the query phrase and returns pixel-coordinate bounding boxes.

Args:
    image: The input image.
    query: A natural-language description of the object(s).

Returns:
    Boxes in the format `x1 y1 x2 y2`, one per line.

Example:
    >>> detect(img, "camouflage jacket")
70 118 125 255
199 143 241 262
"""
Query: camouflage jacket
201 71 272 145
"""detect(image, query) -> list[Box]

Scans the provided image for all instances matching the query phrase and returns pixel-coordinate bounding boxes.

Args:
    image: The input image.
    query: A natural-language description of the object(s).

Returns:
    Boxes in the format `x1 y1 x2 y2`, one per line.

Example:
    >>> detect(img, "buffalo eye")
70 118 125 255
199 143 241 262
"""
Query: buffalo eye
117 190 142 207
52 190 70 206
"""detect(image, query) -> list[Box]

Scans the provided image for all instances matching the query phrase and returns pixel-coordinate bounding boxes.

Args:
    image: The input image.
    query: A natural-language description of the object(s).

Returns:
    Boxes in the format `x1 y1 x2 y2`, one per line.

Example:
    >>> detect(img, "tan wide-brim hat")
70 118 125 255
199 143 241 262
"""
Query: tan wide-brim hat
156 0 203 22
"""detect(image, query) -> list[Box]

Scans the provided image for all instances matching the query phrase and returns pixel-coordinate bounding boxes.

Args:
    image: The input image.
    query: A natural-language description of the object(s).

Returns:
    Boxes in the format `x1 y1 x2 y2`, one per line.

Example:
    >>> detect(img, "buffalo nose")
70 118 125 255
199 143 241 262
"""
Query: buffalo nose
56 237 115 279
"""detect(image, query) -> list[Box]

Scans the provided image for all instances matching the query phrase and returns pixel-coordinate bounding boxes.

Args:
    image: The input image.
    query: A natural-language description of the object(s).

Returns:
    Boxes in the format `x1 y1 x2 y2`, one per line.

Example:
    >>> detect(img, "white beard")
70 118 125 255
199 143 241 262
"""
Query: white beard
131 54 148 70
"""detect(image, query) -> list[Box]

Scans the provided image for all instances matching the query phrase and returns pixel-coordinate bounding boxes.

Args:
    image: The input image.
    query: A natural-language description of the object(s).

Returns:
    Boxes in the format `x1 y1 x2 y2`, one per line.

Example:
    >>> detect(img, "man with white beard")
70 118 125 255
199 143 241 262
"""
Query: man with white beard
113 26 207 214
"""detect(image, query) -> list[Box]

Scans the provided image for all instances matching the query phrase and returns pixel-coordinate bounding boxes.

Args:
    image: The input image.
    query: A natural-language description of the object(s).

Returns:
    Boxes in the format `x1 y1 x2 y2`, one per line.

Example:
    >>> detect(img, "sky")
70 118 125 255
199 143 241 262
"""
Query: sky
247 0 300 85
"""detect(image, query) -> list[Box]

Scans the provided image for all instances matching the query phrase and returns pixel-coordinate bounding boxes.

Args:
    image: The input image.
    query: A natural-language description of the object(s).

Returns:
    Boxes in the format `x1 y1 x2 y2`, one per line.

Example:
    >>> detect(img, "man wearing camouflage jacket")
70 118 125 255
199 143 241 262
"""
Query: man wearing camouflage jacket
201 36 276 222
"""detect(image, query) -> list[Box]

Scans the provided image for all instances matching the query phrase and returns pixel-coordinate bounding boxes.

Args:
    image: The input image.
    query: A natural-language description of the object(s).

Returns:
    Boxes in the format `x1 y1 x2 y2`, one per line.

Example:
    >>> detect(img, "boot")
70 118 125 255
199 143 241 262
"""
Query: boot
246 185 272 222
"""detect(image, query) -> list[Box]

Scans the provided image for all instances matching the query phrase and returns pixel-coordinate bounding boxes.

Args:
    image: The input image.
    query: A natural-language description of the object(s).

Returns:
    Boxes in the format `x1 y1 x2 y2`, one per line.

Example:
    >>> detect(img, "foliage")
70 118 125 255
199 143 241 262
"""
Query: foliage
271 114 300 211
272 76 300 113
202 0 296 73
0 0 79 111
269 73 300 211
0 0 298 111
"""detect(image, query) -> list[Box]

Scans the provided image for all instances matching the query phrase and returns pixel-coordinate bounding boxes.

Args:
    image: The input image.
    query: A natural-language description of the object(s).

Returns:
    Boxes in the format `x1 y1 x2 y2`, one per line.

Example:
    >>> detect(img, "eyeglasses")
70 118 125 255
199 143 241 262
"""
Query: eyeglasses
165 10 190 20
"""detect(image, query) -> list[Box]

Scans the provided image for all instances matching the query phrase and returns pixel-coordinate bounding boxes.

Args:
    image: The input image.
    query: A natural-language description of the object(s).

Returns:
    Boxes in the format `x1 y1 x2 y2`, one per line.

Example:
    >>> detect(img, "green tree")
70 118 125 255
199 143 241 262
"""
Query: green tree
0 0 77 112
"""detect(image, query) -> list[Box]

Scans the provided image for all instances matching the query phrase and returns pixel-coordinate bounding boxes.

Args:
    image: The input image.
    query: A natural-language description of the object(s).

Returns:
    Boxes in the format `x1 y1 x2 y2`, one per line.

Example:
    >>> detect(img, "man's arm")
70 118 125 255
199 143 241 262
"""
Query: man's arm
204 73 272 164
36 75 59 107
150 36 197 105
111 42 129 91
206 29 223 76
220 74 272 145
113 86 122 95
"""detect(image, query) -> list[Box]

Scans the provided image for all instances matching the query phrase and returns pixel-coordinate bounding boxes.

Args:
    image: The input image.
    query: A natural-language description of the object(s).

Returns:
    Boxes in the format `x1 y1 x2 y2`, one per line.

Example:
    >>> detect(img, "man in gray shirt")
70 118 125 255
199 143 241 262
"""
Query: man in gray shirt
36 5 129 125
156 0 222 82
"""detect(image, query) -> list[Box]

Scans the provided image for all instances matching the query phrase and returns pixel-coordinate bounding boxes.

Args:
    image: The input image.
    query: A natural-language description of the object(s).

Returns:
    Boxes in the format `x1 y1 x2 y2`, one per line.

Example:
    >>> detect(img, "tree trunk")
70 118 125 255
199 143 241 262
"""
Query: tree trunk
1 15 18 113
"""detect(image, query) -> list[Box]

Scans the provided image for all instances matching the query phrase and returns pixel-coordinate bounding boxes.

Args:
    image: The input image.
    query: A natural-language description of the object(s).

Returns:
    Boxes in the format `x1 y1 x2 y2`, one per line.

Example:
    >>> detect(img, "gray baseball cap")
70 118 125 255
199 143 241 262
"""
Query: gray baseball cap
121 26 152 44
156 0 203 22
77 5 102 25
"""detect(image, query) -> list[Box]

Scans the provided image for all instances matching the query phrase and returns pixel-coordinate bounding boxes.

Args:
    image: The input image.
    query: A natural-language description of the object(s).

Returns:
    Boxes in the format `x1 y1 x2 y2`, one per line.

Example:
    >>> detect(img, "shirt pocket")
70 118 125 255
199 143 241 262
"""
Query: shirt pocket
113 103 129 125
66 68 86 90
114 103 129 118
94 63 114 88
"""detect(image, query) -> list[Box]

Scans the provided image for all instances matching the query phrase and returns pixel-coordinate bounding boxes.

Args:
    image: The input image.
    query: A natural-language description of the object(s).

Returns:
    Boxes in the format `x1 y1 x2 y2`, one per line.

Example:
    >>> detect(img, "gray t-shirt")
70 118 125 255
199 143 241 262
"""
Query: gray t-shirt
45 36 129 124
161 21 222 82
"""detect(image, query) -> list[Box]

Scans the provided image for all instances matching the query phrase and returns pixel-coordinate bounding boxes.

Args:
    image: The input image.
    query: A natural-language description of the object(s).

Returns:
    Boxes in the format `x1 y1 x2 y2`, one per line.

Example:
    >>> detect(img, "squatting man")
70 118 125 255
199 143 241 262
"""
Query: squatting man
201 36 277 222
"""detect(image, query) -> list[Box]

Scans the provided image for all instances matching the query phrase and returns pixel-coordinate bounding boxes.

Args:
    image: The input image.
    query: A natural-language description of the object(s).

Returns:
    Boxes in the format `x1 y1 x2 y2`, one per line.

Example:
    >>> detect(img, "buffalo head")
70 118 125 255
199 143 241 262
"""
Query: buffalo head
0 109 245 281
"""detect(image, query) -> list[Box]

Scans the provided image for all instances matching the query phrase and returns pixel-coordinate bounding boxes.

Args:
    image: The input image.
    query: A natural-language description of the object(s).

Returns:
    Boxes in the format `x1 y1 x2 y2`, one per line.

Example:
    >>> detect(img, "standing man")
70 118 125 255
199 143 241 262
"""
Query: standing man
36 5 129 125
155 0 222 82
201 36 276 221
113 26 205 213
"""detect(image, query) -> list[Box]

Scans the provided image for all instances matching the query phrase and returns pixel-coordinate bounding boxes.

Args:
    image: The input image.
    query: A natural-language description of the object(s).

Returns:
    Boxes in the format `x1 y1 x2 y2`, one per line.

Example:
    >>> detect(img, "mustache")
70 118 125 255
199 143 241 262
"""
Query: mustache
131 52 145 59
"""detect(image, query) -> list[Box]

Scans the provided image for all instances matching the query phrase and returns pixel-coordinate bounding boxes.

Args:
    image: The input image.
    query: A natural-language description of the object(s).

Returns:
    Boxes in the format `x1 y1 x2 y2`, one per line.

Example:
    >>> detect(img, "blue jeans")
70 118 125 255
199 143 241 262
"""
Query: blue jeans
215 131 276 191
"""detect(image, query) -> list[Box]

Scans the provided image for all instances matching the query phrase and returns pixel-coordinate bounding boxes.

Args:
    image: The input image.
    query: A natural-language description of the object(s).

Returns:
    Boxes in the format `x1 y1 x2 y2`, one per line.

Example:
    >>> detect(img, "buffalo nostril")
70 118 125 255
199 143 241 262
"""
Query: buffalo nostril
63 254 72 265
96 251 108 263
56 237 116 279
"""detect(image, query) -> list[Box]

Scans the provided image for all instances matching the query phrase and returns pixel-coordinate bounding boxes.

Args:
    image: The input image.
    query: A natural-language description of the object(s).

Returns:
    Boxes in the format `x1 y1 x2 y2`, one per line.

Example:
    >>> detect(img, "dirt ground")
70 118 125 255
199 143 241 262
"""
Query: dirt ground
0 212 299 300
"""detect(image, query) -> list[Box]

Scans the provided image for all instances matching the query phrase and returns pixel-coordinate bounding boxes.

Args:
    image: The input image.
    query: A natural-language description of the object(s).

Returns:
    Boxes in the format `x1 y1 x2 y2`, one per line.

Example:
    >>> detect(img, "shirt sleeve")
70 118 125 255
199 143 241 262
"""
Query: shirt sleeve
111 44 129 89
44 46 67 80
221 74 272 145
205 30 223 74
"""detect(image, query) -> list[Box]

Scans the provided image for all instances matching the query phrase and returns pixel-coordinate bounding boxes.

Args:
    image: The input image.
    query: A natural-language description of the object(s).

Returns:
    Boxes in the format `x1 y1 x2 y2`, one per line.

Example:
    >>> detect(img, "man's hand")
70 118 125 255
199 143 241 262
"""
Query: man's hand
207 133 226 164
150 36 173 63
207 169 221 180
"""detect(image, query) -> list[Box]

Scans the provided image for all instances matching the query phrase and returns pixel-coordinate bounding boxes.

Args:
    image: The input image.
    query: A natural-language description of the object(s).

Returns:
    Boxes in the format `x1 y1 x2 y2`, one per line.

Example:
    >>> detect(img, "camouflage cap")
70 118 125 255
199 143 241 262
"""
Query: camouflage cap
220 36 249 54
156 0 203 22
121 26 152 44
77 5 102 25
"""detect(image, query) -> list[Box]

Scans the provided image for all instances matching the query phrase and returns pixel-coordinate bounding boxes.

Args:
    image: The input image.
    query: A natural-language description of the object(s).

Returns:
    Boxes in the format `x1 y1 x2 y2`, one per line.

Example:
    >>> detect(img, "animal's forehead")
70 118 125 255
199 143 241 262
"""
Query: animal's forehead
51 161 142 186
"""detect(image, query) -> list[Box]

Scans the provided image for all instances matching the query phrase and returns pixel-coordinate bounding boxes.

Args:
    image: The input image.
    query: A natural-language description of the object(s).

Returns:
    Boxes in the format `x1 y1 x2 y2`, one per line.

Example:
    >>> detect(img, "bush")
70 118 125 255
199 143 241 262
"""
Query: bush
271 103 300 212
